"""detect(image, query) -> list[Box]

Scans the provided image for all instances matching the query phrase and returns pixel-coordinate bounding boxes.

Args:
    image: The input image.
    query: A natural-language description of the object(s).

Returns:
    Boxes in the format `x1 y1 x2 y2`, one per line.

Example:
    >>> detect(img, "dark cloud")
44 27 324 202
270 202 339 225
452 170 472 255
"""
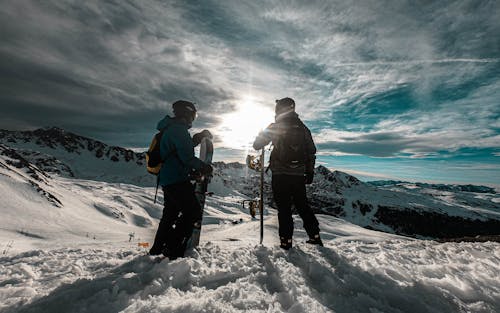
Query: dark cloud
0 0 241 146
0 0 499 159
317 128 500 159
318 132 418 157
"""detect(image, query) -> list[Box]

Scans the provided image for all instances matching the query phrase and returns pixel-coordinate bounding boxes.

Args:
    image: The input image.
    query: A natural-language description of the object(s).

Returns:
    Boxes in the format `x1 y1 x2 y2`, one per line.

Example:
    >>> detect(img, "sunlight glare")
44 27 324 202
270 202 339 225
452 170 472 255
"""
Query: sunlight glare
217 98 274 150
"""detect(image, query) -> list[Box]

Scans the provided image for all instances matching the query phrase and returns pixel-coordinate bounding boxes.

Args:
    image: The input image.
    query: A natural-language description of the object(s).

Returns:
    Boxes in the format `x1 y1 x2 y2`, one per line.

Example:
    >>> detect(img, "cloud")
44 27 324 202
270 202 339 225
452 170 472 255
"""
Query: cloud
317 130 416 157
0 1 247 145
0 0 499 159
316 124 500 159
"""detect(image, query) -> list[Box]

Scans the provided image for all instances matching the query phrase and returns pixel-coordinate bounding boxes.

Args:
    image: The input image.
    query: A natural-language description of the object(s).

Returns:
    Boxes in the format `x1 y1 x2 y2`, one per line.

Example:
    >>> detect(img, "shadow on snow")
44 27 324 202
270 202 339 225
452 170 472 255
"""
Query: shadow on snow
6 245 468 313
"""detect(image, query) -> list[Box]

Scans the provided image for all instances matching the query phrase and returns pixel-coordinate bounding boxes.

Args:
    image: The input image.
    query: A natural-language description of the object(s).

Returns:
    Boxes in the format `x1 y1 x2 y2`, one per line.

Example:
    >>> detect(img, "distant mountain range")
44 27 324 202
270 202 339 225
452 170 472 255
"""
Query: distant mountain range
1 127 499 241
368 180 496 194
214 162 500 240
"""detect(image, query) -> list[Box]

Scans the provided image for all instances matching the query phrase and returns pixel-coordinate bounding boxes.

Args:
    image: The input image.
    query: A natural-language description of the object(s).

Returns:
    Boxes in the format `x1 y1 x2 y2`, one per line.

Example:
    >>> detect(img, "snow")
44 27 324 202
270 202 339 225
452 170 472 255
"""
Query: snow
1 182 500 312
2 232 499 312
1 138 500 312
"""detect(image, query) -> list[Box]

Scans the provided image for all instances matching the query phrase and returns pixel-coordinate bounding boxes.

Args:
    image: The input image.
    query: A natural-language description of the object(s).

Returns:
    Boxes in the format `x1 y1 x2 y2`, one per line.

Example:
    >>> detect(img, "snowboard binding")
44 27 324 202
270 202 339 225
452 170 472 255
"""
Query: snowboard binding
246 154 263 171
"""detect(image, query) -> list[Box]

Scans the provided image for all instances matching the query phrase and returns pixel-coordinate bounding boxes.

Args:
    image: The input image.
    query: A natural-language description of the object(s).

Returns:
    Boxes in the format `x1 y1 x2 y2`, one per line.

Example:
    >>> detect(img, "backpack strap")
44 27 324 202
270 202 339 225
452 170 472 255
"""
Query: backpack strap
152 126 175 204
154 175 160 204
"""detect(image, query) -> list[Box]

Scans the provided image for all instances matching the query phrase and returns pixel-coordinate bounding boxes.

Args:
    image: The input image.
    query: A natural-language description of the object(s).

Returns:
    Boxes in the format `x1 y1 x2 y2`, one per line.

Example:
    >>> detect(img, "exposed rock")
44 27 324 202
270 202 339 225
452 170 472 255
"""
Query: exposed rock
438 235 500 243
375 205 500 238
0 127 145 165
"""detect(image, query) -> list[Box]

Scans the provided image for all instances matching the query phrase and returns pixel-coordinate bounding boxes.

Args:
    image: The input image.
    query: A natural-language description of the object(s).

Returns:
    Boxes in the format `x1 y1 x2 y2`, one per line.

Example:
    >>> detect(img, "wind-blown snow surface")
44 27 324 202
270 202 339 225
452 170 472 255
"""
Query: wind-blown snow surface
2 237 499 313
1 177 500 312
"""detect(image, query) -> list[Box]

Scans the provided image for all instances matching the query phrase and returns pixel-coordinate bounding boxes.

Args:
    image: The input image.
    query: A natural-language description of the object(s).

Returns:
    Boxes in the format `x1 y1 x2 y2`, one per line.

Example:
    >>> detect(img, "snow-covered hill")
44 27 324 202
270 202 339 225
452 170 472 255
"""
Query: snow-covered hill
0 128 153 186
308 166 500 239
0 143 161 251
212 162 500 239
1 127 499 240
1 128 500 312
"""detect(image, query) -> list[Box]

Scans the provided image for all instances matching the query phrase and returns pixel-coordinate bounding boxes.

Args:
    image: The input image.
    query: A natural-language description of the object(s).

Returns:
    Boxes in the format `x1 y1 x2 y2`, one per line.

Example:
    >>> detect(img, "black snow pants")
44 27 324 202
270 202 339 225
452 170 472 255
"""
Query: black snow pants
272 174 320 240
150 181 200 258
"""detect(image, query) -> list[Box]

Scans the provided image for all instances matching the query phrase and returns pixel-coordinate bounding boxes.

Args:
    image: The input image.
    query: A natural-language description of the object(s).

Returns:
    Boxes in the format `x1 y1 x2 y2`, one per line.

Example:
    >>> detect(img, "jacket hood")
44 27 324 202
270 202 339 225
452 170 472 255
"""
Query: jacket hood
156 115 191 130
275 111 299 123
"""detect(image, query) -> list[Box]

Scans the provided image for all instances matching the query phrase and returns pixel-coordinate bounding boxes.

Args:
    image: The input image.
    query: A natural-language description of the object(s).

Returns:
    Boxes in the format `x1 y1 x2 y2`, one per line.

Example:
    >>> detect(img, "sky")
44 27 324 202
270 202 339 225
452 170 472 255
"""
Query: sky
0 0 499 185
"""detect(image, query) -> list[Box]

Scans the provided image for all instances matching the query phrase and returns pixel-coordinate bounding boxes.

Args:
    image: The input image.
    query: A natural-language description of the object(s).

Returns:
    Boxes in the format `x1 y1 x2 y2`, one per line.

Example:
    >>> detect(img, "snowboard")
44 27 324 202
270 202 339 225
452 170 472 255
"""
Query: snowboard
186 137 214 250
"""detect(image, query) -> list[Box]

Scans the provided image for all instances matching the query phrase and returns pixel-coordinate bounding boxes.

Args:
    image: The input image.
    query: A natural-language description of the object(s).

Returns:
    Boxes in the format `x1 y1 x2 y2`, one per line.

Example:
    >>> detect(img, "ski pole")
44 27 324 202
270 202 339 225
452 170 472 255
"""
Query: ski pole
260 148 264 244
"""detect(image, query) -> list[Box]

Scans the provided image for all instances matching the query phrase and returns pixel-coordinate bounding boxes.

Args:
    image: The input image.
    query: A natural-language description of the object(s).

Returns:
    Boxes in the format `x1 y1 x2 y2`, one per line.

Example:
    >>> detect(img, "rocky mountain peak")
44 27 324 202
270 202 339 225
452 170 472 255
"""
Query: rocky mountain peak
315 165 362 188
0 127 145 164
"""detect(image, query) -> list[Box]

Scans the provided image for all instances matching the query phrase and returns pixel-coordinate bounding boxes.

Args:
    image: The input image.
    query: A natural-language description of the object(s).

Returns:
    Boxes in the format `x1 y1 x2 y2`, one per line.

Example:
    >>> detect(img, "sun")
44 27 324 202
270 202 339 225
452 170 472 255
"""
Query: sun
217 97 274 150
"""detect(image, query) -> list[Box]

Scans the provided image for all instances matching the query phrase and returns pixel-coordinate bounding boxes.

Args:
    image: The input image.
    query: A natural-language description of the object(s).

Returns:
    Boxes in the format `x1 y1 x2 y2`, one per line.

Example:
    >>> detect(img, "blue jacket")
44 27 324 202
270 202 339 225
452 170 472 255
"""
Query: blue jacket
156 116 205 186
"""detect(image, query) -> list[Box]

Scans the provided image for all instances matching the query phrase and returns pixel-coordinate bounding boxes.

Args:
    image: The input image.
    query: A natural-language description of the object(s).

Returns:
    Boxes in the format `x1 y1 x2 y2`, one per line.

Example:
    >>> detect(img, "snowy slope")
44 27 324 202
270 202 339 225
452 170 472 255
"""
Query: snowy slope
1 194 499 313
0 144 160 251
1 129 500 312
2 127 499 239
308 167 500 239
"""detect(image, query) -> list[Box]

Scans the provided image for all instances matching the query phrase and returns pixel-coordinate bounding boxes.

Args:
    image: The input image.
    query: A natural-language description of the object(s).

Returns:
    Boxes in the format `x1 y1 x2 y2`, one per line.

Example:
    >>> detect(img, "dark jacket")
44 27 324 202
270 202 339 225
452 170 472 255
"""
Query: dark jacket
156 116 205 186
253 112 316 176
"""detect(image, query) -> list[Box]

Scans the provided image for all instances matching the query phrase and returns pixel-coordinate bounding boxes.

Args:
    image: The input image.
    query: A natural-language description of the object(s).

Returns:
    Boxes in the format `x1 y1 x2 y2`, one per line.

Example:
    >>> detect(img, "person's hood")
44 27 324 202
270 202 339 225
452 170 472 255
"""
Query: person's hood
156 115 189 131
275 111 299 123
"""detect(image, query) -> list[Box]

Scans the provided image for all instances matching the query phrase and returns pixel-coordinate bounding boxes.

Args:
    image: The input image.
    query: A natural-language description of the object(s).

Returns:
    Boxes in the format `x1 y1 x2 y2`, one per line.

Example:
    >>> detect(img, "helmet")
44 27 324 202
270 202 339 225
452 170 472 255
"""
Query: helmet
172 100 197 121
275 97 295 115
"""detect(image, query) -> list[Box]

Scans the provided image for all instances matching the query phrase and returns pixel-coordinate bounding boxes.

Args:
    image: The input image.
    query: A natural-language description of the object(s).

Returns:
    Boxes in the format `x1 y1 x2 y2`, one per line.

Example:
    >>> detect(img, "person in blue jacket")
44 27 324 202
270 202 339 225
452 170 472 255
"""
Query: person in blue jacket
149 100 212 259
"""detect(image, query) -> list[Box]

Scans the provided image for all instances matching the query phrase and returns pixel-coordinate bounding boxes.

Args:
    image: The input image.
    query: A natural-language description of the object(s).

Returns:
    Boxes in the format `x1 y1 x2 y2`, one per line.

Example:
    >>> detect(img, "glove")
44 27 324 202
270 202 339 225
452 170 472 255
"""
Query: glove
199 163 213 176
305 172 314 185
193 130 213 146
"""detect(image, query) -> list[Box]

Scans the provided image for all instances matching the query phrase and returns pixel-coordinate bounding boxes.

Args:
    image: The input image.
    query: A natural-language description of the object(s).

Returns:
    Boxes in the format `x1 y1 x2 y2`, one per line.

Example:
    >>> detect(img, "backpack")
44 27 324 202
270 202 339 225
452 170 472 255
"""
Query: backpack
145 130 165 175
146 127 175 204
273 121 307 168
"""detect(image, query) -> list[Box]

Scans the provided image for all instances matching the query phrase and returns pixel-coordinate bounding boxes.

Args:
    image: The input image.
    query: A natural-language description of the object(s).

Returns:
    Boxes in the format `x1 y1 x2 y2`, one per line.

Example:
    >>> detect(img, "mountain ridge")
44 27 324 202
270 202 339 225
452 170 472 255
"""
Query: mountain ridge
1 127 499 240
0 127 153 186
368 180 497 194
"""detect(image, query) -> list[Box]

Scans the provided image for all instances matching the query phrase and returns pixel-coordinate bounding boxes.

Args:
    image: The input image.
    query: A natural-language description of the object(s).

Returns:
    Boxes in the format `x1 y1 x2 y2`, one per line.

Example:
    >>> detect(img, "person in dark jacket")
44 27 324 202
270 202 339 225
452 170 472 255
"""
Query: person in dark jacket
149 100 213 259
253 97 322 250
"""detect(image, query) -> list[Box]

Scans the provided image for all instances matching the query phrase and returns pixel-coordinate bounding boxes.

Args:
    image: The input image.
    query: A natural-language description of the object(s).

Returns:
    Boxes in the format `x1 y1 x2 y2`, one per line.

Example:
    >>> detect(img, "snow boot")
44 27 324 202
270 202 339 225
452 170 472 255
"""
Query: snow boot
161 250 178 260
148 244 165 256
161 246 180 260
280 237 292 250
306 234 323 246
